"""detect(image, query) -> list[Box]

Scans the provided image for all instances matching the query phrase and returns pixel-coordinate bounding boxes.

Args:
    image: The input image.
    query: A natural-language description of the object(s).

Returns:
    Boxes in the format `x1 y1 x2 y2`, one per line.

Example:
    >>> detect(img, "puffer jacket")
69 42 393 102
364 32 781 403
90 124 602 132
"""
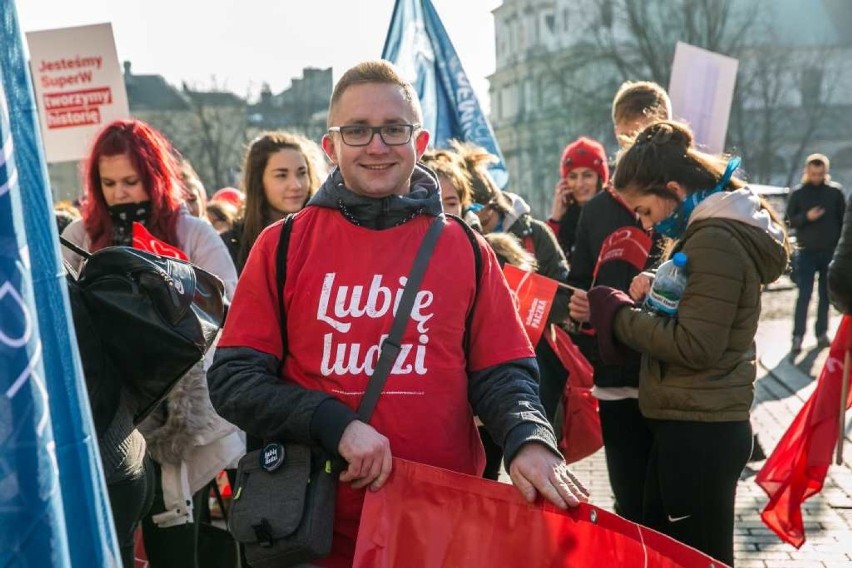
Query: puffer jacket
612 189 789 422
829 197 852 315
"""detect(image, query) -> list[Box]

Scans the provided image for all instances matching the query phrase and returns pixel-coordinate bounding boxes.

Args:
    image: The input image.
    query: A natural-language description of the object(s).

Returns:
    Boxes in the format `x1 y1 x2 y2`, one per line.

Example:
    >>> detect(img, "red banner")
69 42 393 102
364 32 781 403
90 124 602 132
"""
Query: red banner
756 316 851 547
502 264 559 346
545 325 602 464
354 458 726 567
132 222 188 261
593 226 652 282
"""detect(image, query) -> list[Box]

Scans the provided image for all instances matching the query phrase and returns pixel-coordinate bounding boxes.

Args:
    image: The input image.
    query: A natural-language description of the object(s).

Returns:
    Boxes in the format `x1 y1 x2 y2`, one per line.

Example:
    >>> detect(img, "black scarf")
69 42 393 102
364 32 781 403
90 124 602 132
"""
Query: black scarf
108 201 151 246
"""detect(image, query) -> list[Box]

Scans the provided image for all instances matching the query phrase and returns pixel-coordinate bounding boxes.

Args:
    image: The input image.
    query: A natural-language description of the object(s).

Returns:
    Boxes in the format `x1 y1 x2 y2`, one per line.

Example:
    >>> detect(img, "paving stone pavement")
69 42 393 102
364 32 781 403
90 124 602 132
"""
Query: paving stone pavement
539 313 852 567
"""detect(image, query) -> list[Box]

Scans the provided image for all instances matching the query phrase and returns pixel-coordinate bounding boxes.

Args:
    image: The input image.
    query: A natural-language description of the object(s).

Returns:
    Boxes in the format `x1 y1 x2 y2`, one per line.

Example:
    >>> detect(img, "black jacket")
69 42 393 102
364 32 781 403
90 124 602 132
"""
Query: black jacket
567 190 662 389
829 197 852 314
786 181 846 252
207 166 559 466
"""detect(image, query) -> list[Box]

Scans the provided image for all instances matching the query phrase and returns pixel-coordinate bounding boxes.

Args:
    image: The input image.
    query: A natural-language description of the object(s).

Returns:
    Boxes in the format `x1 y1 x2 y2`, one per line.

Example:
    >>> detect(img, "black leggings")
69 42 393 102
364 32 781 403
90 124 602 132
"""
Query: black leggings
108 457 156 568
643 419 752 567
597 398 653 524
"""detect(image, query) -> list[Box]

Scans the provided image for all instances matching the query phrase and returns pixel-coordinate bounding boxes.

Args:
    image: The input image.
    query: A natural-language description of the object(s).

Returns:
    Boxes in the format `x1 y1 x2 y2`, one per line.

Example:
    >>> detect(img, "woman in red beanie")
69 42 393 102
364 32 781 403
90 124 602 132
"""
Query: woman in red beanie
548 137 609 260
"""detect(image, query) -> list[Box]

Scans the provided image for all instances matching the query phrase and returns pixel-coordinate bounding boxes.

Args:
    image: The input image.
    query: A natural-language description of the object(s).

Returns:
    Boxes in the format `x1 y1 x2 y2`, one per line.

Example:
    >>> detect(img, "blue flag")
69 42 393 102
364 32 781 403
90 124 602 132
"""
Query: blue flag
0 1 120 565
382 0 508 188
0 62 72 568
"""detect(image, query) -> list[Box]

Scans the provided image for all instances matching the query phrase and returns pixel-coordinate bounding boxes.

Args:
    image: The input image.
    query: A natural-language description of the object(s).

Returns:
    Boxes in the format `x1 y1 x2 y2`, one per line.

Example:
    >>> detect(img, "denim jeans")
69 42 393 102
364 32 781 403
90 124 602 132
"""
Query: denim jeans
793 249 834 338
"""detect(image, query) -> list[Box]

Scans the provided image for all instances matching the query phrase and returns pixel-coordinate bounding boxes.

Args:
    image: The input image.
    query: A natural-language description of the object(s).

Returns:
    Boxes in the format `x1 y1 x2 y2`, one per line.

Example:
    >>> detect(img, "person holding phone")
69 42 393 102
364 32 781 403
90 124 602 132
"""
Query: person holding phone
547 137 608 261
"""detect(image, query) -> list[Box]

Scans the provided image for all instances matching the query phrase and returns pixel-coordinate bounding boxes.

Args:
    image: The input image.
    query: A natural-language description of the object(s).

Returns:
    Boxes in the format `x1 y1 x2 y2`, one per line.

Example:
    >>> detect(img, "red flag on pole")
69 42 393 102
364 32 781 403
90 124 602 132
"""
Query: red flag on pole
132 222 189 261
756 315 852 547
545 325 602 464
353 458 727 567
502 264 559 346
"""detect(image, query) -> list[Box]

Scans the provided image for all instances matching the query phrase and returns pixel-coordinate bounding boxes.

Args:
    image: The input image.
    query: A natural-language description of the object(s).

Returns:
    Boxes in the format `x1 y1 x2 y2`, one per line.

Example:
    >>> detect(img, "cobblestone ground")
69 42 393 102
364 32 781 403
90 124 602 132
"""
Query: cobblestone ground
516 284 852 567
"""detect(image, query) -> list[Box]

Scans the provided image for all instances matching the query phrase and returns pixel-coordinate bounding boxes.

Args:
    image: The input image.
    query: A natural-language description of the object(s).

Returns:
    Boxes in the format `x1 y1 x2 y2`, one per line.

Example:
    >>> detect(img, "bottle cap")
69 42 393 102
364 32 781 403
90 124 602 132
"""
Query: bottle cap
672 252 688 268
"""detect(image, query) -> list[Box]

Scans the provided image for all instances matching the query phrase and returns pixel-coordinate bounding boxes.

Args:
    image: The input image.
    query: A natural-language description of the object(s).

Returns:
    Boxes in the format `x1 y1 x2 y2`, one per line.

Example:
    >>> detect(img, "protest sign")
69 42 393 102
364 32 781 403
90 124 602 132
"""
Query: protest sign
26 23 130 163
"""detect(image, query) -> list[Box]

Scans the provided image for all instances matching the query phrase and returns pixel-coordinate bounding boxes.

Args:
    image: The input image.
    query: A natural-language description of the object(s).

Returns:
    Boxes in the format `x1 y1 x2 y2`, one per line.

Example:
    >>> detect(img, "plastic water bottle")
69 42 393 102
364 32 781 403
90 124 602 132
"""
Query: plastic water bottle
644 252 688 316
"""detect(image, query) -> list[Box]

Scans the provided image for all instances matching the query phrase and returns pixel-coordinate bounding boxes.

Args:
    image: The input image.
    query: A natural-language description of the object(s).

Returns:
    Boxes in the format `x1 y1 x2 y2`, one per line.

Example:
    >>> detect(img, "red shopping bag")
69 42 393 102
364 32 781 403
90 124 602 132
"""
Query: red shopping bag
545 324 602 464
353 458 727 567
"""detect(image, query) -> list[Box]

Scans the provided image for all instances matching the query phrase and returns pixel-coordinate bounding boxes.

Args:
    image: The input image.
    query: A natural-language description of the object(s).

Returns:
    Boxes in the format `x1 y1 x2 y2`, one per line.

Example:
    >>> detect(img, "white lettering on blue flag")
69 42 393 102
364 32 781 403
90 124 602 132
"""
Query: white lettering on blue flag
382 0 509 188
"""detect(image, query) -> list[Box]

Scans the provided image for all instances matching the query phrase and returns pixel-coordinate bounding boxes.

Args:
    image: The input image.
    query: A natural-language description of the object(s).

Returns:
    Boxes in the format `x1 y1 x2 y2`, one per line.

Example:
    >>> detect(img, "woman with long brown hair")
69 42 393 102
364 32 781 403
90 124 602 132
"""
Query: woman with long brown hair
223 131 326 272
586 120 789 565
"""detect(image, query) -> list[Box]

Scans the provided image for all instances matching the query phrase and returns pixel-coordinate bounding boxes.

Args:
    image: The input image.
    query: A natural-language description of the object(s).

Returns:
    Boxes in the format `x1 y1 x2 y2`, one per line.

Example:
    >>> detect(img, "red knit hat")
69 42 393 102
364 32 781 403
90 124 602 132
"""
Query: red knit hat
560 137 609 184
210 187 244 208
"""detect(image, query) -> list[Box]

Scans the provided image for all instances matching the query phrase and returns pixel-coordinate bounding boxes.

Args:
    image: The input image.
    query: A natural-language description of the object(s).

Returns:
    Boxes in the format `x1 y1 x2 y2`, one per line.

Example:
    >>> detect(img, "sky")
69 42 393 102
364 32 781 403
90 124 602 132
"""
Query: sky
17 0 503 108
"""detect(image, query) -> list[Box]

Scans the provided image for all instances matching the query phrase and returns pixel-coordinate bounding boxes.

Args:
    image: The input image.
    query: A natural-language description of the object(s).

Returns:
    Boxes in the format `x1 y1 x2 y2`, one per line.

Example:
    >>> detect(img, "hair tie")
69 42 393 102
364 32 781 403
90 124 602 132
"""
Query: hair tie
713 156 741 191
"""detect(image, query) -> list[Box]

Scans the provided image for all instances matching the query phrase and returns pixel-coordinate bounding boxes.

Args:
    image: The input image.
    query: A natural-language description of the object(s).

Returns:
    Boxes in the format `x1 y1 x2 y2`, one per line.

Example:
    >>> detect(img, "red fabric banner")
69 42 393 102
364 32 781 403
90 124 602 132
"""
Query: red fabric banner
502 264 559 346
353 458 727 567
545 324 602 464
592 226 652 282
756 315 852 548
132 222 189 260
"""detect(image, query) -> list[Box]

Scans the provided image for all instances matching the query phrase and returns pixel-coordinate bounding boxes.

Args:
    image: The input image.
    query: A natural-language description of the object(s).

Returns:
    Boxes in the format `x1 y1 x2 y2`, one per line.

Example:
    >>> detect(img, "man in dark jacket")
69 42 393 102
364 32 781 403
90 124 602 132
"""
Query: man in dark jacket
206 60 586 565
786 154 847 353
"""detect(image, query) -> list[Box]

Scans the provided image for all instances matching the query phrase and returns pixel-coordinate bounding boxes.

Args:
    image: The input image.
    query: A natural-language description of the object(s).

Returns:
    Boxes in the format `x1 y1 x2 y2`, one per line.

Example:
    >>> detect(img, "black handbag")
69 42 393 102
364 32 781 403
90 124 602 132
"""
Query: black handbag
228 215 446 568
61 236 226 424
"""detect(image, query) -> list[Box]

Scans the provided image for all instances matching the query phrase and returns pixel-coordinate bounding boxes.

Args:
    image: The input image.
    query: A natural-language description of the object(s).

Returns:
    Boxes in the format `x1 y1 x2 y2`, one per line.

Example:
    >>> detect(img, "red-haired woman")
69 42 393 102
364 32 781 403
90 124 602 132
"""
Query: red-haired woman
62 119 239 568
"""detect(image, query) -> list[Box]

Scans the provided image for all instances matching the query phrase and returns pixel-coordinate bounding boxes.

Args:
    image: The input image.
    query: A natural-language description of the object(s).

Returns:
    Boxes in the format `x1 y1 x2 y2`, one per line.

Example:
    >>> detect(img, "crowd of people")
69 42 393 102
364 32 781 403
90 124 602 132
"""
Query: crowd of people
54 57 851 568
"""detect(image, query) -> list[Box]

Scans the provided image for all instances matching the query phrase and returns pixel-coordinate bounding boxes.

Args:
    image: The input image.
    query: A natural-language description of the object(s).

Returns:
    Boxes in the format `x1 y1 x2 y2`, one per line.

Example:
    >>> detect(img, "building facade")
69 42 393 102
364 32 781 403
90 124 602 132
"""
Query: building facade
489 0 852 216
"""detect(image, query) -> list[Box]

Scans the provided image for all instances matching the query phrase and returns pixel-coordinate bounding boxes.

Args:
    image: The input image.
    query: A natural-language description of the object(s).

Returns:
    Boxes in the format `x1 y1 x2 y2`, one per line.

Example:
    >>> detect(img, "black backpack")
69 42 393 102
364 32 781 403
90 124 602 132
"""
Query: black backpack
62 238 227 426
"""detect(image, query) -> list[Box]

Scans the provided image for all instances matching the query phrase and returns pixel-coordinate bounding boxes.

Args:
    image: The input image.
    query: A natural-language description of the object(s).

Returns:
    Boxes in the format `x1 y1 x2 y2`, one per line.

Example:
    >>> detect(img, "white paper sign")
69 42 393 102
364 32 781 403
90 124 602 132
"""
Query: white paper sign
668 42 739 154
26 23 130 163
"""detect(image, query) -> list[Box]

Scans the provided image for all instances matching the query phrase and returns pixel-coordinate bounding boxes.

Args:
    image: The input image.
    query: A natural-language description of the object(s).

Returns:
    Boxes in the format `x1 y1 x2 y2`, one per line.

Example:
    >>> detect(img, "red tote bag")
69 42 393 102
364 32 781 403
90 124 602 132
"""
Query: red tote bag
354 458 727 568
545 324 603 464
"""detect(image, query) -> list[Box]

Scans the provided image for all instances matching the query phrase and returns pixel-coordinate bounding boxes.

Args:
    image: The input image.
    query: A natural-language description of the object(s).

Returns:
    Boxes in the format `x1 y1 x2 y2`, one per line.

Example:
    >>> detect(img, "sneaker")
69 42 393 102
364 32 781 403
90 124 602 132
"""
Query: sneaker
817 334 831 349
791 336 803 355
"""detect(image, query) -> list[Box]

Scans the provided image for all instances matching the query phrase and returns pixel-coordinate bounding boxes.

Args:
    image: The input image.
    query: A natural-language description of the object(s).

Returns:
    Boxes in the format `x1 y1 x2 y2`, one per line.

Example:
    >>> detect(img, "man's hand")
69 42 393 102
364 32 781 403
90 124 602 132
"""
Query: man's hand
807 206 826 222
337 420 392 491
568 289 590 323
509 443 589 509
628 272 653 302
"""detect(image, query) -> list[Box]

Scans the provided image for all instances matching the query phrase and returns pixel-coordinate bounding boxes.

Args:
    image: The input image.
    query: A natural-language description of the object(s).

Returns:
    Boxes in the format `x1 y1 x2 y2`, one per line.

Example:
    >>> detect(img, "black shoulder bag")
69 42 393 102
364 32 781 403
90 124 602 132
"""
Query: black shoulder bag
228 215 445 568
61 237 227 425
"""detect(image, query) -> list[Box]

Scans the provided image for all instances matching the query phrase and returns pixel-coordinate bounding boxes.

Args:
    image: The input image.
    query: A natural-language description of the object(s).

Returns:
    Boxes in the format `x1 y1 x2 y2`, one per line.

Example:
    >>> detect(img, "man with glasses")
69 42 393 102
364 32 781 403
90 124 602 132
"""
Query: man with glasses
208 60 587 565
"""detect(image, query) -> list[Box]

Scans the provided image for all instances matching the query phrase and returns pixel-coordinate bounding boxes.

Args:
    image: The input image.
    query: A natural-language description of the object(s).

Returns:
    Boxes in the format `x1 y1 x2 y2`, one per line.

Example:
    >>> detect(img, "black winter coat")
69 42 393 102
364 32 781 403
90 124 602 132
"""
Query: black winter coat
829 197 852 314
567 190 662 389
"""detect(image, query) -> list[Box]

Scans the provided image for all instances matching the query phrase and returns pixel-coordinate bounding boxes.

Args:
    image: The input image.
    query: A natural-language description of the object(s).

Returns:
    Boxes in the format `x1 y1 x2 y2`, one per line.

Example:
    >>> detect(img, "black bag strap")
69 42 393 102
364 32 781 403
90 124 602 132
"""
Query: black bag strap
274 214 445 422
446 214 482 359
59 235 92 260
356 216 445 421
275 214 296 370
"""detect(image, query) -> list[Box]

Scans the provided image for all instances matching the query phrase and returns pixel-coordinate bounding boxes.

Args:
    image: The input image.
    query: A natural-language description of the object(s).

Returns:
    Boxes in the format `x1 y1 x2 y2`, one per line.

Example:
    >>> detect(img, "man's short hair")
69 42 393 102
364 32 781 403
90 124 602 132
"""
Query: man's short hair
328 60 423 126
611 80 672 126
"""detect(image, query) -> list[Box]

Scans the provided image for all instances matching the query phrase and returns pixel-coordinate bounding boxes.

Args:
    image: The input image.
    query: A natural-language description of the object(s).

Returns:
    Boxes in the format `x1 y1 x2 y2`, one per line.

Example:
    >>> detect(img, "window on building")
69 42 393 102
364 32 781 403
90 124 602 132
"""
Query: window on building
545 14 556 34
800 67 823 105
600 0 614 28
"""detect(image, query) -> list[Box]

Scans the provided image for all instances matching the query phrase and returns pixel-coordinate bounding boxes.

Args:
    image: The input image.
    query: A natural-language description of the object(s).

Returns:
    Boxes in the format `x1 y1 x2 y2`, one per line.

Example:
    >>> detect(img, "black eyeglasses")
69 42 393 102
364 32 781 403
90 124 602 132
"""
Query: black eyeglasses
327 124 420 147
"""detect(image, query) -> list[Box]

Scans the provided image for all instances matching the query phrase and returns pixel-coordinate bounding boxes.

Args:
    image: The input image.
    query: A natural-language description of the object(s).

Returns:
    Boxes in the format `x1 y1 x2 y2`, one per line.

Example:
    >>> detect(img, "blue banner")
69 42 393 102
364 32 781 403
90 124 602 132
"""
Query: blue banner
0 61 71 568
382 0 509 188
0 1 120 565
